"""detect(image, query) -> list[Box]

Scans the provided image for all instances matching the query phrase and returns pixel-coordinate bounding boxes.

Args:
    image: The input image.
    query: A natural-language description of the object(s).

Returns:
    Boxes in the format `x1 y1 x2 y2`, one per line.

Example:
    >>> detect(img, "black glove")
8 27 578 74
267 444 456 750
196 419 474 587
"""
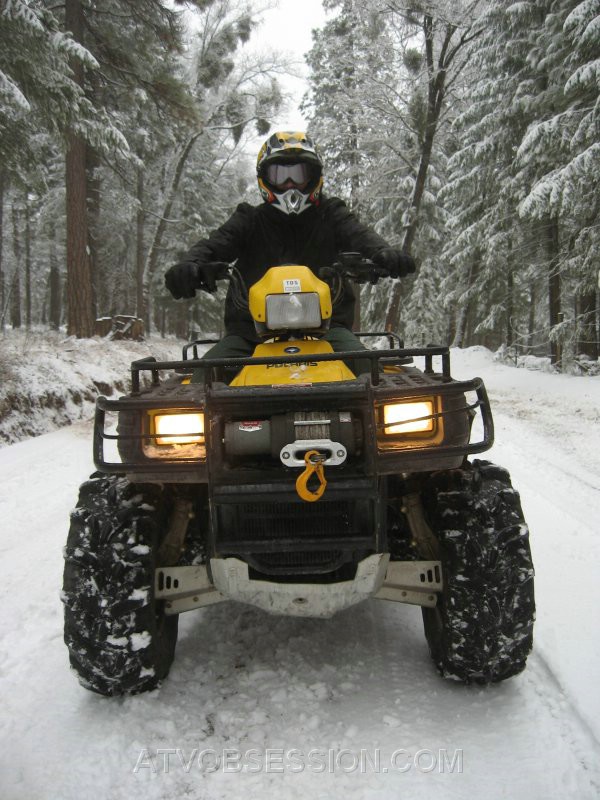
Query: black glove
372 248 416 279
165 260 201 299
165 260 227 298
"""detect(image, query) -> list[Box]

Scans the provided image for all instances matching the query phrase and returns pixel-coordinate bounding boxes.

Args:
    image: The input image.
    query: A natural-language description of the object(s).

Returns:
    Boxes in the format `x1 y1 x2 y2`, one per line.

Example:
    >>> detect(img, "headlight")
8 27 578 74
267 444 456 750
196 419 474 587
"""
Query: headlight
154 412 205 445
383 400 434 434
266 292 322 330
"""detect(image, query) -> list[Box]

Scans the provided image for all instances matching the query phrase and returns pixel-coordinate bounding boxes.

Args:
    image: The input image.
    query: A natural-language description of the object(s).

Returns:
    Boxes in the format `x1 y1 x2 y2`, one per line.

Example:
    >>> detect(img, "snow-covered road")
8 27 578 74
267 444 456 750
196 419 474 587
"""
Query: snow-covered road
1 348 599 799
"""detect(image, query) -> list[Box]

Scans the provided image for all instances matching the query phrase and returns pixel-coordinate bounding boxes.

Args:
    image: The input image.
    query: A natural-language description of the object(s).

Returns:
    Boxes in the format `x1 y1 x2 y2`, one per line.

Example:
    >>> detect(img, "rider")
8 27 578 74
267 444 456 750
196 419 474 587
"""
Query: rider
165 130 415 376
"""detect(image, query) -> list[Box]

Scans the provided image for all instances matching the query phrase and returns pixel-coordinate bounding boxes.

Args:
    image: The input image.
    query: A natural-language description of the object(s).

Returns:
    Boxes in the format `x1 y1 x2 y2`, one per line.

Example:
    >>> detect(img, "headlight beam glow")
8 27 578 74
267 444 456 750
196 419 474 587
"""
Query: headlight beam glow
154 412 205 445
383 401 434 434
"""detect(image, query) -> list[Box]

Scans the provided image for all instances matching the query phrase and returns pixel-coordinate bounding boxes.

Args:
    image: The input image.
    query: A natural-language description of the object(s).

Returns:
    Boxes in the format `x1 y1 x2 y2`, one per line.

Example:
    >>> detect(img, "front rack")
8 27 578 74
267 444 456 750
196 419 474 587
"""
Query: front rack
129 342 453 393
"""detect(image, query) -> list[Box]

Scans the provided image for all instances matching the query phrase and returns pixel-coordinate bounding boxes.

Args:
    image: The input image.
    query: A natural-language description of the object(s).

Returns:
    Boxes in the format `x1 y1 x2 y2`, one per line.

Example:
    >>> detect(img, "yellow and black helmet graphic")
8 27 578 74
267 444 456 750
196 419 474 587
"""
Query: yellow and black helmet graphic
256 131 322 172
256 131 323 215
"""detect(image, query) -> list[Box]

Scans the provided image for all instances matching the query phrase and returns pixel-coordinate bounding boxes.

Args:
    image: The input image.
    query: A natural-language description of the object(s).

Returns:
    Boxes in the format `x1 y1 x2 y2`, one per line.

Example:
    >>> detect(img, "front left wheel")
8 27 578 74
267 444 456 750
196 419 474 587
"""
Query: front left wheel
62 474 178 696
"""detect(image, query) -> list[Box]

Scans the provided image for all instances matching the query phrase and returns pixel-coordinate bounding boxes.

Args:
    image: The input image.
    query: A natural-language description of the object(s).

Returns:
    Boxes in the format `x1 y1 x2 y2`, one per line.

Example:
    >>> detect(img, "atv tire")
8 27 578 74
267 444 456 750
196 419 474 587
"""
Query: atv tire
62 474 178 696
421 459 535 684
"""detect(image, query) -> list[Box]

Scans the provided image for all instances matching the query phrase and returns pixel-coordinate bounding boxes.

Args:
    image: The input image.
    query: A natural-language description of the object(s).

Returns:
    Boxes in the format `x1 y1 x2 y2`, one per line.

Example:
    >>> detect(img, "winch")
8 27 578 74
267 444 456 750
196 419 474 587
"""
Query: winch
223 409 361 464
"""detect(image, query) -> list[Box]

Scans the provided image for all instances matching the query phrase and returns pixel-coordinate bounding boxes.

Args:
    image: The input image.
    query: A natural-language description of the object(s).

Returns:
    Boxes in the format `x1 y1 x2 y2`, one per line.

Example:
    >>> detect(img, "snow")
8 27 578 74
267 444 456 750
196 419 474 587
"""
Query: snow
50 31 101 70
0 329 182 445
0 338 599 799
2 0 46 33
0 68 31 113
564 1 600 35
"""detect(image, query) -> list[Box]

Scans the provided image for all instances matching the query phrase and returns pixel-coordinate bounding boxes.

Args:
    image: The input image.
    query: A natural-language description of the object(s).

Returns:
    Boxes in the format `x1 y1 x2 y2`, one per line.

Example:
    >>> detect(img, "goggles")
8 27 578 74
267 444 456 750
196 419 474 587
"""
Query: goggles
266 162 310 187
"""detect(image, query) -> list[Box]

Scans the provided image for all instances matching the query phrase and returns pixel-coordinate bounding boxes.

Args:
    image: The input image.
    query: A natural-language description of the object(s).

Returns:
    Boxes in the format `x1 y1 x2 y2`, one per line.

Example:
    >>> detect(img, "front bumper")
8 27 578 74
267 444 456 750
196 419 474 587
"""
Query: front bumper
155 555 442 618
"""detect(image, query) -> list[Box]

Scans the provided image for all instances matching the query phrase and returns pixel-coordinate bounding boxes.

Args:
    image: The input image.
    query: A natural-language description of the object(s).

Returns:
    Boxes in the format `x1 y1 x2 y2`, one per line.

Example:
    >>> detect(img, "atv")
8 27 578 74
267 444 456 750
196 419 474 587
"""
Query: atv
62 255 535 696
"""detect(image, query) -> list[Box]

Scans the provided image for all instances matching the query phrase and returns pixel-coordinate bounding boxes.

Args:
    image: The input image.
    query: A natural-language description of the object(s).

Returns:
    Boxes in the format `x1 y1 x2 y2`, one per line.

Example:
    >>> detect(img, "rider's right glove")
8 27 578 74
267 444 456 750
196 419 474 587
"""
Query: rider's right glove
165 260 222 298
373 248 416 279
165 260 200 299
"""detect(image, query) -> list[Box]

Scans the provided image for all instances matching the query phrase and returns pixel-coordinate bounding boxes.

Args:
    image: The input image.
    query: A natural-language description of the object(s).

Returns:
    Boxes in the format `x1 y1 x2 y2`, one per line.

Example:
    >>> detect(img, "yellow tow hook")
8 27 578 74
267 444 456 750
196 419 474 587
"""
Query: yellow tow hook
296 449 327 502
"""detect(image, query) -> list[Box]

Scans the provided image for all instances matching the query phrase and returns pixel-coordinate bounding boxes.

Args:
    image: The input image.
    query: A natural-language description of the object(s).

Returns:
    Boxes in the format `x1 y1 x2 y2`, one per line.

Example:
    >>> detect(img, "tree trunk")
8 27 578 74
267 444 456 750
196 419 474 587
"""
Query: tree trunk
0 171 4 329
86 142 101 318
66 131 94 337
528 283 536 353
65 0 94 338
452 302 469 349
349 123 361 330
577 290 598 360
24 194 32 327
545 217 561 366
143 131 202 333
451 257 479 348
49 223 61 330
135 166 145 319
506 266 514 349
385 16 454 331
11 204 21 329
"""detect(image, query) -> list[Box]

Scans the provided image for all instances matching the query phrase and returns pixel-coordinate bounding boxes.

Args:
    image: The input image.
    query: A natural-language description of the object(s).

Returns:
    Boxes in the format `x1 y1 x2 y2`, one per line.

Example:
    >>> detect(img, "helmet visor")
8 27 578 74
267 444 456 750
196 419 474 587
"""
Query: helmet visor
266 162 310 188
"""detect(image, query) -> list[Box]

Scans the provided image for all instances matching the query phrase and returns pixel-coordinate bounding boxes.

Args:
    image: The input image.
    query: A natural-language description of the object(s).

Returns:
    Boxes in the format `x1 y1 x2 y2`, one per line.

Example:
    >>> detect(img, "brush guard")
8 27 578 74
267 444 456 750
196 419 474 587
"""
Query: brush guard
92 343 494 478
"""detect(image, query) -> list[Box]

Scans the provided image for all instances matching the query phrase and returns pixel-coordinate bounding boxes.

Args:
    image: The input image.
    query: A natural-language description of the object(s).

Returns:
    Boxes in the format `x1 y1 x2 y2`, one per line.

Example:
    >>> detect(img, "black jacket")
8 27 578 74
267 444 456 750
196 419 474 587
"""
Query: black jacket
185 196 390 340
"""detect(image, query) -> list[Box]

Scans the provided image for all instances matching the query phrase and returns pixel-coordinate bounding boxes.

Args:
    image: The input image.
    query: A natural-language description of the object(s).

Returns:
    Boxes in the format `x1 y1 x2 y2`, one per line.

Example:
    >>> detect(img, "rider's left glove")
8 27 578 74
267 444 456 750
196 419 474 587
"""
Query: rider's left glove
372 248 416 279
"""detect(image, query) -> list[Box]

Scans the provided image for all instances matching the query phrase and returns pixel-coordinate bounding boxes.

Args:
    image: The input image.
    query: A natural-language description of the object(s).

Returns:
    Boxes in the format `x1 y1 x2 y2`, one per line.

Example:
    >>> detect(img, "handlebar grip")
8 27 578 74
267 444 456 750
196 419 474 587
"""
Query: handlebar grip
194 261 232 294
204 261 231 277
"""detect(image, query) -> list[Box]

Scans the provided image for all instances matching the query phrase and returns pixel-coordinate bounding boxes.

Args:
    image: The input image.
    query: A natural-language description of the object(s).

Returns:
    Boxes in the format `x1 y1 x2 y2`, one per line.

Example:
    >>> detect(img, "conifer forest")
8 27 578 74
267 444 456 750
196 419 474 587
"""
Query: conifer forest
1 0 598 368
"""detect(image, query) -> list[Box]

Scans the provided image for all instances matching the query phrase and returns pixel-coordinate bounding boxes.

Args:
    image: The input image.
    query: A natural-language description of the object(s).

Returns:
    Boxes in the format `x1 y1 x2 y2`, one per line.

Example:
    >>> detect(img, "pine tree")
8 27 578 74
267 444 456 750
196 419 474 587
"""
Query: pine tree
440 0 599 364
0 0 285 336
0 0 103 173
440 2 554 354
382 1 485 332
303 0 483 338
141 0 285 334
517 0 600 360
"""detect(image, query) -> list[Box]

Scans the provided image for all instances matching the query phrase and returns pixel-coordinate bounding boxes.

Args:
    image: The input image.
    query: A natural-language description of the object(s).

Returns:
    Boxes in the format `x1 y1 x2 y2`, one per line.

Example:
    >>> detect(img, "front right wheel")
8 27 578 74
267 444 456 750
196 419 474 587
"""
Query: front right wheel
62 474 178 696
420 460 535 684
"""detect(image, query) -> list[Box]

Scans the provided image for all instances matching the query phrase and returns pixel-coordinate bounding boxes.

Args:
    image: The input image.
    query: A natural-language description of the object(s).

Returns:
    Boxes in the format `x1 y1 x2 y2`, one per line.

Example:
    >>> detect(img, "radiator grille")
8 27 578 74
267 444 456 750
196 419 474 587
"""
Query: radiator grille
215 497 377 577
231 501 352 541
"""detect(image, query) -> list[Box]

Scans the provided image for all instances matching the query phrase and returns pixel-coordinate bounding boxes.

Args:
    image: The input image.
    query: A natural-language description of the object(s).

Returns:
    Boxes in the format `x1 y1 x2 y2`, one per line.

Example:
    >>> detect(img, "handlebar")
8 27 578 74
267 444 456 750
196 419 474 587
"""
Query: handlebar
323 252 390 284
198 252 390 295
195 254 392 314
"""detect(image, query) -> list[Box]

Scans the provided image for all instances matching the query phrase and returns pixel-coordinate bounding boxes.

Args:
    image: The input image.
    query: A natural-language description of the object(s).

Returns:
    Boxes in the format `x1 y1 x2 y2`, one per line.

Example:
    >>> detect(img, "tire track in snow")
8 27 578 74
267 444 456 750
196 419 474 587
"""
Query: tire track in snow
487 382 600 494
526 649 600 791
484 404 600 757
